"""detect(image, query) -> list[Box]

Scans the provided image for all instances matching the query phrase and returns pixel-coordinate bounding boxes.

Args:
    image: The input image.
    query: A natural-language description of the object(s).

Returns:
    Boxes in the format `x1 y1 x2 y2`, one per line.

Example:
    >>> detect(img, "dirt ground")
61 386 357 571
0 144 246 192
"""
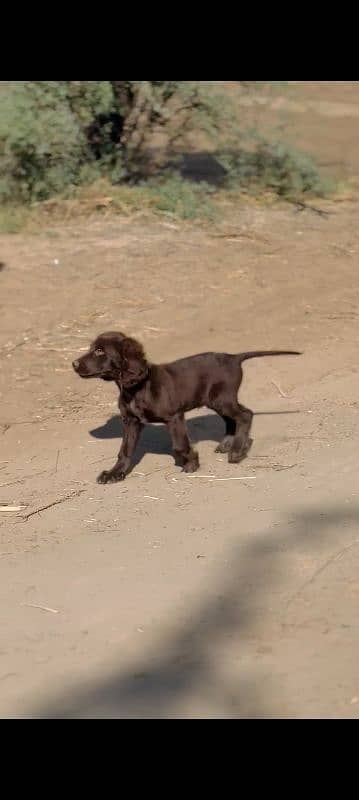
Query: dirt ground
1 81 359 718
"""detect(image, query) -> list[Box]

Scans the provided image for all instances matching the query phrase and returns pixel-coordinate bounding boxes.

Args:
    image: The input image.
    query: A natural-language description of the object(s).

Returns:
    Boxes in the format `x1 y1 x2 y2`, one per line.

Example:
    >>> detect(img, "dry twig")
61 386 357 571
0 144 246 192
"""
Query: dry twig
19 489 85 522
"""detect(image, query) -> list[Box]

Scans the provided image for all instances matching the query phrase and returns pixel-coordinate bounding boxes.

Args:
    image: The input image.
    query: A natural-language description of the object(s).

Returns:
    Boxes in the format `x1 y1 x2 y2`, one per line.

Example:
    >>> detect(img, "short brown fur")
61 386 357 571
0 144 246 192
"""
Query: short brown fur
73 332 300 483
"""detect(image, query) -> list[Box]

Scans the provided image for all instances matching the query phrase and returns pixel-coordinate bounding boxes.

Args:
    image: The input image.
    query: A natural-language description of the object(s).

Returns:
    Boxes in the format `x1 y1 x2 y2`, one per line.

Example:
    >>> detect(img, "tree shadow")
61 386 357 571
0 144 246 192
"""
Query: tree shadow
163 147 278 189
177 152 228 186
28 502 358 719
164 150 251 188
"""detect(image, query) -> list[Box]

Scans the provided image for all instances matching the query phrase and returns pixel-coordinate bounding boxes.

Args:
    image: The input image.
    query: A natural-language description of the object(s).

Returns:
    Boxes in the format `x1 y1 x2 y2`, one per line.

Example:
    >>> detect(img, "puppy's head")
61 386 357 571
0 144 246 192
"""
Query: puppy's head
72 331 148 387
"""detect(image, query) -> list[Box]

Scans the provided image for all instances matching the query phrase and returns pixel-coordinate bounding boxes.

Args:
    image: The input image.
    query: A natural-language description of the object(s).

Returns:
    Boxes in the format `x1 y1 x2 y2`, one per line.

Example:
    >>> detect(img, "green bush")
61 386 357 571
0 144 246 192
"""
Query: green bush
148 175 216 220
219 139 331 198
0 81 330 217
0 81 229 202
0 82 119 201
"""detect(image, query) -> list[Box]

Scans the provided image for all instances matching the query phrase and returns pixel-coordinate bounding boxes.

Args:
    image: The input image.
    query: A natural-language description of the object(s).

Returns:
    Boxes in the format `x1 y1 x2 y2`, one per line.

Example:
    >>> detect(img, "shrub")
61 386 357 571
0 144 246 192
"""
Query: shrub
0 81 330 218
219 139 331 198
147 174 216 220
0 82 111 201
0 81 231 202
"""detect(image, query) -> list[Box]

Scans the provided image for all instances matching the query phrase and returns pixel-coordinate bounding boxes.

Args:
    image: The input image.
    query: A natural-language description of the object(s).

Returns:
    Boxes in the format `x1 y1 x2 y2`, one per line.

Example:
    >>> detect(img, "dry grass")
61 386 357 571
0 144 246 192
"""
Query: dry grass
0 178 219 234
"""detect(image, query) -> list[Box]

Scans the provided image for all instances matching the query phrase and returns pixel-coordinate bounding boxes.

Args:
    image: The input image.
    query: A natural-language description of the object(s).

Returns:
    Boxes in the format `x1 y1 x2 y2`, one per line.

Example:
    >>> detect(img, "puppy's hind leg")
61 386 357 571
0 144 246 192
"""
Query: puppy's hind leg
168 413 199 473
228 403 253 464
211 399 253 464
215 415 236 453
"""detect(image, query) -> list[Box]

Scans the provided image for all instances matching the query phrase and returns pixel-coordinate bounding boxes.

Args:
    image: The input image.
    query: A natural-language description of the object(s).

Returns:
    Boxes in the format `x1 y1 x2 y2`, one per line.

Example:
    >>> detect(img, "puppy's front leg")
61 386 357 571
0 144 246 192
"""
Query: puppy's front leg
168 413 199 473
97 415 143 484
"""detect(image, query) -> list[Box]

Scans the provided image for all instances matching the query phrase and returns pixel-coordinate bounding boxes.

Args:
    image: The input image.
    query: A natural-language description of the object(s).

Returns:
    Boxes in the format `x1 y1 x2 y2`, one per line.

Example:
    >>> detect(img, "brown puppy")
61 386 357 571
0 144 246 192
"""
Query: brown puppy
73 332 300 484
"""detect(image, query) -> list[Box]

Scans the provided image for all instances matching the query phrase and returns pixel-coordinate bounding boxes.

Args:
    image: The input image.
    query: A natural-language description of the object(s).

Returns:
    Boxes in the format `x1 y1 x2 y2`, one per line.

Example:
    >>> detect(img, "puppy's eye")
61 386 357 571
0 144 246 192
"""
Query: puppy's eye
94 348 104 357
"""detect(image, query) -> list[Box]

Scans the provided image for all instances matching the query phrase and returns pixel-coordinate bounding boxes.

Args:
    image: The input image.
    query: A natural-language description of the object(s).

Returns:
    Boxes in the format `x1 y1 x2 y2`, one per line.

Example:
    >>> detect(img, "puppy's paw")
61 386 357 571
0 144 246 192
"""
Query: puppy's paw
215 437 233 454
182 458 200 474
228 438 253 464
97 469 126 484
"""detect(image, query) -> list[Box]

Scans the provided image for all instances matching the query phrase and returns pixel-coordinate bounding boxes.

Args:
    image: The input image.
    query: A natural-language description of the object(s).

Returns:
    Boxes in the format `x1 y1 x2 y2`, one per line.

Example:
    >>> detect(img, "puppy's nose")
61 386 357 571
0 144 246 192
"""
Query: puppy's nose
72 360 80 371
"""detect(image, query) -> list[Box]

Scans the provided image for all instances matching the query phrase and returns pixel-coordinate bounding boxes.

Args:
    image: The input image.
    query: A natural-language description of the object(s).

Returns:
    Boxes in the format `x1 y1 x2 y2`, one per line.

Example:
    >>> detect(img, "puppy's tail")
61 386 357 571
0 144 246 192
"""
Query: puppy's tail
237 350 302 364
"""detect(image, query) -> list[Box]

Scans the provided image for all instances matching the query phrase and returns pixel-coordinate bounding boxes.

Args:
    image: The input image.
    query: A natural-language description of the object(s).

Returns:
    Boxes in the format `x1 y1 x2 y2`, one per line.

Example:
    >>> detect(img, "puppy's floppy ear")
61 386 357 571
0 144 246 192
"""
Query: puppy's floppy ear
99 332 126 370
121 337 148 387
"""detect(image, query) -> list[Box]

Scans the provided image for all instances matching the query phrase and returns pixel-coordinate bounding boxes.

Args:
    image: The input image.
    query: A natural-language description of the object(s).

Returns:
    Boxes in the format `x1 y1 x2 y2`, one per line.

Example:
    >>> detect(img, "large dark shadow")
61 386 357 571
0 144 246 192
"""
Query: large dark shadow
29 502 359 719
89 410 301 471
177 152 228 186
164 150 255 188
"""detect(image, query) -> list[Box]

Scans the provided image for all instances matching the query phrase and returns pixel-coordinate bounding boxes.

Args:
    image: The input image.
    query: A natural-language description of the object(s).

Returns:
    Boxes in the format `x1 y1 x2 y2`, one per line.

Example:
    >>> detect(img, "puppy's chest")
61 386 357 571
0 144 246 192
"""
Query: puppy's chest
120 397 161 424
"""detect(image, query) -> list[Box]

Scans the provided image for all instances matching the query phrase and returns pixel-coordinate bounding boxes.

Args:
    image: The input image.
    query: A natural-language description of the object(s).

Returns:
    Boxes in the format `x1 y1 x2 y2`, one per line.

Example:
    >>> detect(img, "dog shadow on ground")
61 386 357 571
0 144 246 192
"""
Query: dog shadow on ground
89 410 300 471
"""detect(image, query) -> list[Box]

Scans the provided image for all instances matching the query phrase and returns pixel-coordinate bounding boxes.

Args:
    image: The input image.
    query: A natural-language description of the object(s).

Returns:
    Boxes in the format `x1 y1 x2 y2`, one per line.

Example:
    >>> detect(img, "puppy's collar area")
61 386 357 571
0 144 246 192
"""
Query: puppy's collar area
115 365 150 393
